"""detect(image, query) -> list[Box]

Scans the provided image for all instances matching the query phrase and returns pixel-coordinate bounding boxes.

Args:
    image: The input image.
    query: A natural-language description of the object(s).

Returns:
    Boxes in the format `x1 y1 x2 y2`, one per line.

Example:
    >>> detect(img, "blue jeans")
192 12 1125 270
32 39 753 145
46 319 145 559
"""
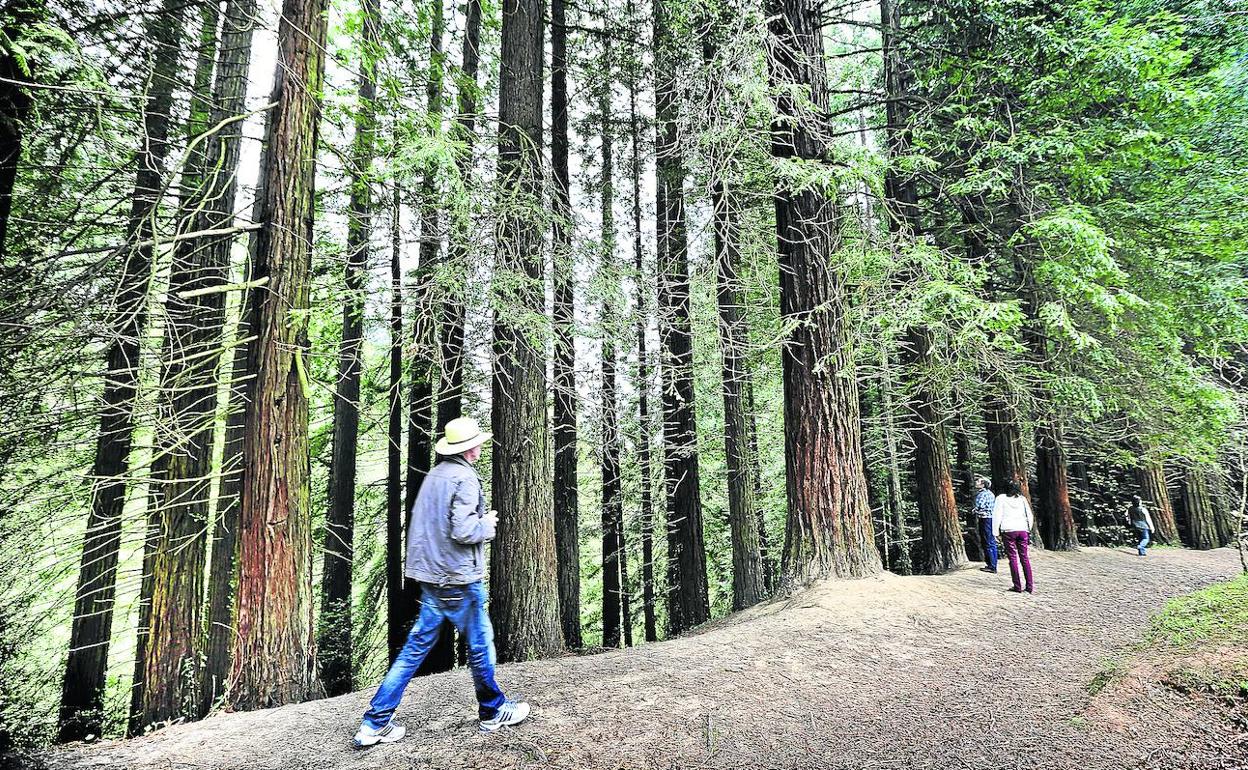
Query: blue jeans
361 581 506 729
978 517 998 571
1136 526 1150 556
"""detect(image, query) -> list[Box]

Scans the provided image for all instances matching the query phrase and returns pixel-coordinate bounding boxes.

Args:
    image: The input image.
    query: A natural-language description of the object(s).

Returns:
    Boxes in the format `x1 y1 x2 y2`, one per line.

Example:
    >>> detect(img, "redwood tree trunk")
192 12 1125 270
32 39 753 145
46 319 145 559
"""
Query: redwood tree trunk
628 47 657 643
600 69 625 649
1135 458 1178 545
1178 465 1217 550
881 0 963 574
767 0 879 588
318 0 380 695
199 0 261 714
58 0 186 740
550 0 582 650
1034 422 1078 550
489 0 563 662
952 420 982 561
386 183 407 662
133 0 225 729
406 0 455 675
655 0 709 633
0 1 39 259
437 0 482 431
228 0 328 709
702 19 765 609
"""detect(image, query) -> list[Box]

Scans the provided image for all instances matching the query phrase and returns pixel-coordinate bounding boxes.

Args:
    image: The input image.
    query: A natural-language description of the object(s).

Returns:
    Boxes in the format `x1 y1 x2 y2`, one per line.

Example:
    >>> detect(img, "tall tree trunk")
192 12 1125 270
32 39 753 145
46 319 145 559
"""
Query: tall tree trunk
654 0 709 634
984 397 1030 498
701 18 765 611
228 0 328 709
199 0 261 715
406 0 455 675
550 0 583 651
0 1 40 260
437 0 482 431
58 0 187 740
952 419 982 561
767 0 879 589
386 182 408 662
318 0 380 696
628 44 657 643
1178 464 1218 550
878 348 911 575
881 0 963 574
131 0 225 730
746 381 774 589
1034 422 1078 550
489 0 563 662
600 64 624 649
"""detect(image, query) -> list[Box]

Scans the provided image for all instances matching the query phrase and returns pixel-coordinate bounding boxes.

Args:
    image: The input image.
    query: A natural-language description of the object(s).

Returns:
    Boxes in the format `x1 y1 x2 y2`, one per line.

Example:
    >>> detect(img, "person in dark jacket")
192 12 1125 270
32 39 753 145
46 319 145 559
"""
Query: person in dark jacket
354 417 529 747
1127 494 1156 557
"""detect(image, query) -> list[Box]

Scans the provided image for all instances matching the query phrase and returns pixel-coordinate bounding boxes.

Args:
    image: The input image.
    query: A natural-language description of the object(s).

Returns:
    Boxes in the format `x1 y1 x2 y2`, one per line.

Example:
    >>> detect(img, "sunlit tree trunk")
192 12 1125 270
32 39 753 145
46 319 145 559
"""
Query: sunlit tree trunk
131 0 225 730
1135 457 1178 545
767 0 880 588
198 0 260 716
1178 464 1217 550
228 0 328 709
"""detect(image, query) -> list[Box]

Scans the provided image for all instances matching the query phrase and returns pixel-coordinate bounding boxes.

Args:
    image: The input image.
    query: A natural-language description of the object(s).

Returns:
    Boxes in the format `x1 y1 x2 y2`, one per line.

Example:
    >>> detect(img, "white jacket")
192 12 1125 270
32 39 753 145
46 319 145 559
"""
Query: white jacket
993 494 1034 536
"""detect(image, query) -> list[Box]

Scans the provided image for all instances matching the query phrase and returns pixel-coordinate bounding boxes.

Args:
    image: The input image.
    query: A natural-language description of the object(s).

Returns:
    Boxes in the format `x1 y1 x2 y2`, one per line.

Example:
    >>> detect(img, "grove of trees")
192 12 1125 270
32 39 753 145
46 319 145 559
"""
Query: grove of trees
0 0 1244 751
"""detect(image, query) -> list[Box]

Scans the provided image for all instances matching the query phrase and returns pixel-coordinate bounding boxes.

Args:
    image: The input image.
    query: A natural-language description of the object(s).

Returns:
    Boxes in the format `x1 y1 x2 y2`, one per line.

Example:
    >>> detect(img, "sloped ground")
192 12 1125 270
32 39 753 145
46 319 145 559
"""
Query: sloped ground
34 547 1247 770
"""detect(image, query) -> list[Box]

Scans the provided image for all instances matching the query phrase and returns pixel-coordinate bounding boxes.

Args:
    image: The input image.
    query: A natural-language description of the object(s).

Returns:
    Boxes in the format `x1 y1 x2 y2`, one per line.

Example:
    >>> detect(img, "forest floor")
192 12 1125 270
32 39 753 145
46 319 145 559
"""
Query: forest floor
34 546 1248 770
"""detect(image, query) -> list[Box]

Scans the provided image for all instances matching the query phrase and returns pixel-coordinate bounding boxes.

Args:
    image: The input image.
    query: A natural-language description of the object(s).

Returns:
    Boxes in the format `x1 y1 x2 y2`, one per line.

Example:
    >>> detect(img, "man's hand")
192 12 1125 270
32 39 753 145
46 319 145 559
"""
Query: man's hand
483 508 499 530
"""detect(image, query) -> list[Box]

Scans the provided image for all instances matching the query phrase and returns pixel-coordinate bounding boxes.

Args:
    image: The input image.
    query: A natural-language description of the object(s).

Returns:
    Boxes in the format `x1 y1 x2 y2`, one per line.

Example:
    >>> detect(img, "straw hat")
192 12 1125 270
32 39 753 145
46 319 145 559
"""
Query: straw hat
435 417 492 456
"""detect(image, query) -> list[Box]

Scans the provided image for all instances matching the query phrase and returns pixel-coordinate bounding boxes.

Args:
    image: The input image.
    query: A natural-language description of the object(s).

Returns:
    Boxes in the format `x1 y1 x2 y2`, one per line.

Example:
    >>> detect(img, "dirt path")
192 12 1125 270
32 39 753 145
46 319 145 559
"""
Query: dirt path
39 547 1246 770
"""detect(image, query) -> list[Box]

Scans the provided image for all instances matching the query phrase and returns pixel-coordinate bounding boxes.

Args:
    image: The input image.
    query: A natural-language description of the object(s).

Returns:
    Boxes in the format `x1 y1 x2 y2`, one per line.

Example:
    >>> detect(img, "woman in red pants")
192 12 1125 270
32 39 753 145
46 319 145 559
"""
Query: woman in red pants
992 479 1036 594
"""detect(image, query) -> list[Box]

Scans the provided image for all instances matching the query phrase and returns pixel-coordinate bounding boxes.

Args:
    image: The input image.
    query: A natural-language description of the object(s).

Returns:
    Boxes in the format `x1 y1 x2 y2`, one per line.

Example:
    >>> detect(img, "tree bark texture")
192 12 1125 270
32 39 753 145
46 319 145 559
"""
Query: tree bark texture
1135 458 1178 545
952 421 982 561
387 183 408 662
437 0 482 431
600 69 625 649
59 0 186 740
1178 464 1218 550
0 1 41 259
628 48 657 643
318 0 380 696
407 0 456 675
197 0 260 715
701 18 766 611
1034 422 1078 550
228 0 328 709
132 0 225 730
767 0 880 588
881 0 963 574
655 0 709 634
489 0 563 662
550 0 582 651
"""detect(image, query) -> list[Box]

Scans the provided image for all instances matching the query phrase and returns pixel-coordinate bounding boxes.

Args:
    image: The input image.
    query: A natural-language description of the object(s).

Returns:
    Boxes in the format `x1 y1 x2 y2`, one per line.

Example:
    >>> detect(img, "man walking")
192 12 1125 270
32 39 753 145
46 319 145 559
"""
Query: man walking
353 417 530 747
973 477 997 573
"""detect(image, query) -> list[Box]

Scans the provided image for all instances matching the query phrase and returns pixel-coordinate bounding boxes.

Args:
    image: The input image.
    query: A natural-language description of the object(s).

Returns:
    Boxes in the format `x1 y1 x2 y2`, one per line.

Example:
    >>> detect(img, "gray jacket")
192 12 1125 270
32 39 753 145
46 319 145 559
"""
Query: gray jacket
405 456 495 585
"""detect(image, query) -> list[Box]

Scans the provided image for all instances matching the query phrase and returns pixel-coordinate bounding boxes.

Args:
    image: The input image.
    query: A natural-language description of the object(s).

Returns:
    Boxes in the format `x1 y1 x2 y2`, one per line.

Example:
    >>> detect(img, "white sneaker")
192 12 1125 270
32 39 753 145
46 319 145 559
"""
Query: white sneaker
479 700 530 733
353 720 406 748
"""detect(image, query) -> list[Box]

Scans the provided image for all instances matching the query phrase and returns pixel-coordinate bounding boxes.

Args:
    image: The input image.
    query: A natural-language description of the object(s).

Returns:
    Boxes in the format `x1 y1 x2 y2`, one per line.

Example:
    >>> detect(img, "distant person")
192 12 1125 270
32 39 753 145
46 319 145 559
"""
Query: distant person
973 477 997 573
1127 494 1155 557
353 417 530 748
993 479 1035 594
